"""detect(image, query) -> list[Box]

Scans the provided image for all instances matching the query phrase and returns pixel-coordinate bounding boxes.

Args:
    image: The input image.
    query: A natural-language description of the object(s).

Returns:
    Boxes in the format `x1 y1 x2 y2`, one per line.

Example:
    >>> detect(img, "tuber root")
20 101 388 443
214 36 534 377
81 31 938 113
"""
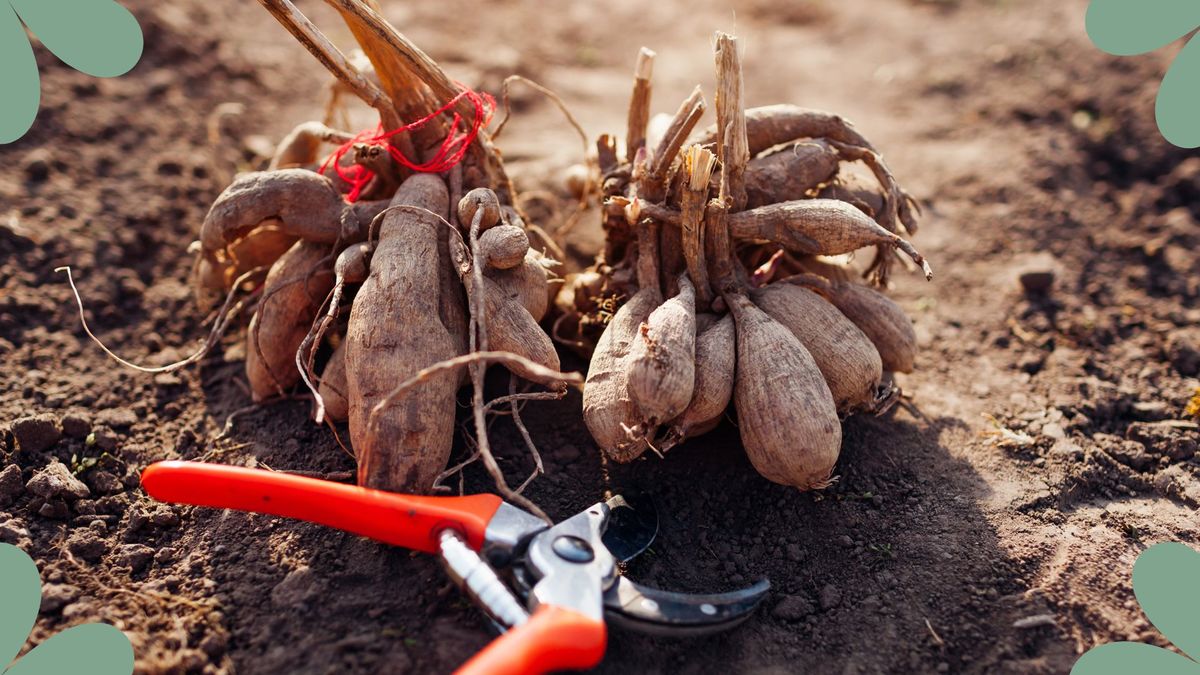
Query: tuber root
457 187 502 232
744 140 840 209
727 292 842 490
479 276 563 388
752 282 883 414
485 250 551 322
270 120 355 169
191 223 299 311
200 169 389 253
628 274 697 426
347 174 458 493
797 276 918 374
729 199 933 280
583 285 660 462
700 104 875 159
478 224 530 270
661 312 734 450
246 240 334 401
319 341 350 423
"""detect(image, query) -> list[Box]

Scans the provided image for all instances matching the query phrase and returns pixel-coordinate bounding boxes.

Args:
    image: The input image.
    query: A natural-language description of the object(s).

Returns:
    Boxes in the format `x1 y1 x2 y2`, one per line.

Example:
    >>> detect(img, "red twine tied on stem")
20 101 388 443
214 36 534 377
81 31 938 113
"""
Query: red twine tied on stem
321 83 496 203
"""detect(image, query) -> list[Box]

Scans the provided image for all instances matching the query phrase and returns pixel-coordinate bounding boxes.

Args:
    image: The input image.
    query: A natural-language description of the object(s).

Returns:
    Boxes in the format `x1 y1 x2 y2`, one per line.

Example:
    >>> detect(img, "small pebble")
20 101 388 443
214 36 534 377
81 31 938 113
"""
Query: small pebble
89 470 122 495
40 583 79 612
90 427 120 452
26 461 90 501
1015 252 1059 294
271 567 318 608
60 413 92 439
0 464 24 506
23 149 51 182
65 529 106 562
10 414 63 453
38 500 70 519
1041 422 1066 441
771 594 816 621
0 519 30 544
819 584 842 611
1013 614 1057 630
116 543 155 573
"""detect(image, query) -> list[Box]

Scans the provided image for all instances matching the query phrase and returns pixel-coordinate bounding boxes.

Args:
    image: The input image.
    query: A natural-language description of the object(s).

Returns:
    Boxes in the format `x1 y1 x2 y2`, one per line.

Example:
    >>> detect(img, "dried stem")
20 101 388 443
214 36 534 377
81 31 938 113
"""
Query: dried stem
255 0 401 132
323 0 470 122
714 32 749 212
645 86 706 201
706 199 734 295
682 145 717 307
597 134 620 175
321 0 444 148
625 48 656 163
636 216 662 294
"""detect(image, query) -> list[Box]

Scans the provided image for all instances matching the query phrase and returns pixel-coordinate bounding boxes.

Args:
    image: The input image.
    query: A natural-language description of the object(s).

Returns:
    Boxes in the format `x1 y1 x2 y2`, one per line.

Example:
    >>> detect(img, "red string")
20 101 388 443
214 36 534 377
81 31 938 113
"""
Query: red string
320 83 496 203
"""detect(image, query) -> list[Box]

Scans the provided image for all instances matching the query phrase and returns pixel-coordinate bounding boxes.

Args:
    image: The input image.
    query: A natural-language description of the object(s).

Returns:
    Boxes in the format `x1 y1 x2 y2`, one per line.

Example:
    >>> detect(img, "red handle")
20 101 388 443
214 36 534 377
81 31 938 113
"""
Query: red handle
454 606 607 675
141 461 503 553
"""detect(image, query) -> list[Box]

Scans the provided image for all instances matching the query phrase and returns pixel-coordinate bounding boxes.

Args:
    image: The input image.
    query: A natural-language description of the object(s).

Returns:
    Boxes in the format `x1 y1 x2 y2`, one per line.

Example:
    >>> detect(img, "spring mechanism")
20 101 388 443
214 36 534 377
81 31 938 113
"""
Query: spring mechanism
437 529 530 630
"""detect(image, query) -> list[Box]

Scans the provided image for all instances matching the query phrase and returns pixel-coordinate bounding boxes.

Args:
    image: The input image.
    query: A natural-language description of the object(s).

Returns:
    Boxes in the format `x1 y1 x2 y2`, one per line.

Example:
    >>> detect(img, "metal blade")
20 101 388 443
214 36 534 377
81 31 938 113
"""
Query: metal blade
603 576 770 637
601 493 658 564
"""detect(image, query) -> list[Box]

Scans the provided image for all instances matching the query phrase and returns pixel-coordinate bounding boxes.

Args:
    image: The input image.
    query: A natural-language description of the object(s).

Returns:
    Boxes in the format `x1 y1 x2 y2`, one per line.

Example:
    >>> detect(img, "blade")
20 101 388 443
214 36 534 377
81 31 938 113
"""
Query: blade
603 576 771 637
601 493 658 564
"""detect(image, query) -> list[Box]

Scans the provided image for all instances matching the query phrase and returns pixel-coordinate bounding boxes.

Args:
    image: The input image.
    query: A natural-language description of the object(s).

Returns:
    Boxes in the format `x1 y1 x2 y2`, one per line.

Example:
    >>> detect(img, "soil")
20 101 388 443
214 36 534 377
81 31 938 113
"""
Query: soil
2 0 1199 673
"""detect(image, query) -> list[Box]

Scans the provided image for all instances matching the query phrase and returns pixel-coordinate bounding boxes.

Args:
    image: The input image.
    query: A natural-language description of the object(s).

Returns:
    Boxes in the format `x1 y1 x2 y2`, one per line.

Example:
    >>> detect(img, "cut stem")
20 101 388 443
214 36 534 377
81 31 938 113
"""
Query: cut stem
643 86 706 203
681 145 716 307
255 0 401 132
625 47 656 164
714 32 749 212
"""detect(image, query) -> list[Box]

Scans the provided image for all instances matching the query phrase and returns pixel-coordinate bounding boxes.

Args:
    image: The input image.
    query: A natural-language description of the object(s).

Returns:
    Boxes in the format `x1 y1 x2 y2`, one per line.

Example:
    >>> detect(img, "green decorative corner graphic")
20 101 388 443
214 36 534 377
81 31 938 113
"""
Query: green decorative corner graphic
0 543 134 674
1073 543 1200 674
0 0 143 144
1086 0 1200 148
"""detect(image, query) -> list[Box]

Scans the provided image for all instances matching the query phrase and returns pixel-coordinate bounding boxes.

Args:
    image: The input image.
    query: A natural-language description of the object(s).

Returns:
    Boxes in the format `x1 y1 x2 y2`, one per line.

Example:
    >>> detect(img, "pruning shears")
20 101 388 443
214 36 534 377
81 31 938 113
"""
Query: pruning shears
140 461 768 674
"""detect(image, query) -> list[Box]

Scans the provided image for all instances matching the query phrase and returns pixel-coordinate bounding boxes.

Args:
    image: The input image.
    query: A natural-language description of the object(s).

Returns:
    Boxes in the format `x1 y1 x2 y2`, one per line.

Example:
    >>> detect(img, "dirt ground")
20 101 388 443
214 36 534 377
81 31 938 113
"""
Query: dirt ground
2 0 1199 672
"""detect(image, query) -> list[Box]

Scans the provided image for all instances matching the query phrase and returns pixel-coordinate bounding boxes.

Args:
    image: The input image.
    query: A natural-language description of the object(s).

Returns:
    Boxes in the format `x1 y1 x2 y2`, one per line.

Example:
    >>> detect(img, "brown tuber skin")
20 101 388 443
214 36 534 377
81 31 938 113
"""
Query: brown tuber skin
246 240 334 401
752 282 883 414
729 199 933 280
346 174 458 493
727 292 842 490
270 121 355 169
479 224 530 270
457 187 502 232
480 276 563 388
191 222 298 310
319 341 350 423
818 174 885 220
485 250 551 322
193 222 298 290
199 169 389 255
744 140 840 208
700 104 875 158
807 278 918 374
628 275 697 426
583 285 660 462
662 313 734 450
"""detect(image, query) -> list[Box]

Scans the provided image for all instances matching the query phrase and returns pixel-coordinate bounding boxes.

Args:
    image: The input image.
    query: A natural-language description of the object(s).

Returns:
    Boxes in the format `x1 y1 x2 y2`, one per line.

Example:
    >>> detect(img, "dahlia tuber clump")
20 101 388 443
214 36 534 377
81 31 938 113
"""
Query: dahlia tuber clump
561 32 932 489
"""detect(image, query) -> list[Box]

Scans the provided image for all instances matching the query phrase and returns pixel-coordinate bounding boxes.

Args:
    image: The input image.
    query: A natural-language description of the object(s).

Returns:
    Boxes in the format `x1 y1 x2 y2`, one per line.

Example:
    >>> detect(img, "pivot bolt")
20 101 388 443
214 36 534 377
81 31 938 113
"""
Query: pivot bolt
552 535 594 563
